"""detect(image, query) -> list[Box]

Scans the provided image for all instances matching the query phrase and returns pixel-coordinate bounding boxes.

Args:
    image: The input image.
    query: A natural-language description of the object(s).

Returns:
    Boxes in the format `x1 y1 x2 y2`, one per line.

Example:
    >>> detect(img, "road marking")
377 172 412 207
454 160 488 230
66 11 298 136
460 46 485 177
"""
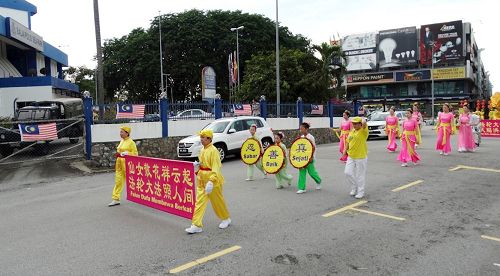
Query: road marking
392 180 424 192
350 207 406 221
322 200 367 217
494 263 500 267
450 165 500 173
169 245 241 274
481 235 500 243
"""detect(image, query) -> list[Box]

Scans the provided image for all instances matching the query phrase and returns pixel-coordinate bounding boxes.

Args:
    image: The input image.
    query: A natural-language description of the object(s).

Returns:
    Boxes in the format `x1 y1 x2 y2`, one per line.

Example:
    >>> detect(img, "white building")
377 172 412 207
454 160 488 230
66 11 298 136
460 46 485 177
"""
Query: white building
0 0 78 118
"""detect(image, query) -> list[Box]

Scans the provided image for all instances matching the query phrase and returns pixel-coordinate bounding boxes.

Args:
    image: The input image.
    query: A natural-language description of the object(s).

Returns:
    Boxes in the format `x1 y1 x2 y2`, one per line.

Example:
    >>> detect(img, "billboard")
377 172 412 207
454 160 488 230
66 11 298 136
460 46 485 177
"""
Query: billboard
343 32 377 71
346 72 394 85
395 70 431 82
378 27 418 68
432 67 465 80
420 20 463 65
201 66 216 99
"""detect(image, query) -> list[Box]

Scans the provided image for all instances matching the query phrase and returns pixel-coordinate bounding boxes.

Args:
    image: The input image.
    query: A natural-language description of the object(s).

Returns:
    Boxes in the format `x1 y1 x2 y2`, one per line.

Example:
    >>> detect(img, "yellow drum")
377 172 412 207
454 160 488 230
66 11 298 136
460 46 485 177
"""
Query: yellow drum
240 138 262 165
289 137 315 169
262 145 286 174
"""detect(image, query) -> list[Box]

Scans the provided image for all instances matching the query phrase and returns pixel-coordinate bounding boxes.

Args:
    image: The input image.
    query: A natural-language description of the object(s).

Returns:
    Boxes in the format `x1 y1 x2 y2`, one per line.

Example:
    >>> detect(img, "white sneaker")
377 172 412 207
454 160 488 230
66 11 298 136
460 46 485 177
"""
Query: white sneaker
296 190 306 194
355 194 364 199
401 163 408 167
439 151 443 155
108 200 120 207
349 189 357 196
185 225 203 234
245 178 254 181
316 184 322 190
219 218 231 229
444 153 449 156
413 162 419 166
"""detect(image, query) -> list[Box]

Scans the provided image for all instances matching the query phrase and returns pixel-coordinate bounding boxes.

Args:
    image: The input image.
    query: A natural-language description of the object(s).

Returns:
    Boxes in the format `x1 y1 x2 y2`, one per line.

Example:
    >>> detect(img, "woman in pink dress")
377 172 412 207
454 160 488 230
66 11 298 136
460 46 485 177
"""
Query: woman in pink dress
335 110 352 162
385 106 400 152
457 105 476 152
435 103 456 155
412 104 423 145
398 109 421 167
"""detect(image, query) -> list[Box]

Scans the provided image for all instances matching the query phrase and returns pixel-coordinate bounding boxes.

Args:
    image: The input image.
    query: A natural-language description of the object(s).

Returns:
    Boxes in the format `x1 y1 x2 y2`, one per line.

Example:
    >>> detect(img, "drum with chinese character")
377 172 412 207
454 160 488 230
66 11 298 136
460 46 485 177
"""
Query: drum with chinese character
289 137 315 169
240 138 262 165
262 145 286 174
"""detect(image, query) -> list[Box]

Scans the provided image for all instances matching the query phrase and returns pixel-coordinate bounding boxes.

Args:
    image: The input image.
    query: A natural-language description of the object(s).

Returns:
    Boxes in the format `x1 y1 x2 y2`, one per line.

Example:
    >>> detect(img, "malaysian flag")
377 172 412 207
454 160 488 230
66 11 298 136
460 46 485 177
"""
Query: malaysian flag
19 123 58 141
233 104 252 116
310 104 324 115
116 104 145 119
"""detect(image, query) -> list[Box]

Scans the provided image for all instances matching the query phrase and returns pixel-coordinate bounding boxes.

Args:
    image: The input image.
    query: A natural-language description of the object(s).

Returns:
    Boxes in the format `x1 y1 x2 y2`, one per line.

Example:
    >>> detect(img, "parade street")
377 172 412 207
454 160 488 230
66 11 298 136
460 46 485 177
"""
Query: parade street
1 127 499 276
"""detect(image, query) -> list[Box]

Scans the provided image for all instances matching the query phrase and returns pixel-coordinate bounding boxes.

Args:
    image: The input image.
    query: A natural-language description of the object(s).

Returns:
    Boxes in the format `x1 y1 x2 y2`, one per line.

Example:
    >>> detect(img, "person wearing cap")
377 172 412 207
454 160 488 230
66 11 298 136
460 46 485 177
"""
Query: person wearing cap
343 117 368 199
185 129 231 234
296 122 322 194
246 124 267 181
108 126 138 207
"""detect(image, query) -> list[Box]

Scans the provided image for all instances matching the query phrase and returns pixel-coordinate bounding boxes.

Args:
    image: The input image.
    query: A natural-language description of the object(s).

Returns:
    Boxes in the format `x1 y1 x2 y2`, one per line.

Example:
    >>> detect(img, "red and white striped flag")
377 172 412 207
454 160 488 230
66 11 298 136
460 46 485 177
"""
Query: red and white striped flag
233 104 252 116
19 123 58 141
116 104 145 119
310 104 324 115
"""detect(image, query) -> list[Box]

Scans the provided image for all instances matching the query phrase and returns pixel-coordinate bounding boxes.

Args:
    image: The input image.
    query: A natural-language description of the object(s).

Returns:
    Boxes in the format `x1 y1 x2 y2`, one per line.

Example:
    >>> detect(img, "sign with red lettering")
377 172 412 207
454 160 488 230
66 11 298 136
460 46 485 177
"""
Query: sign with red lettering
481 120 500 137
125 155 195 219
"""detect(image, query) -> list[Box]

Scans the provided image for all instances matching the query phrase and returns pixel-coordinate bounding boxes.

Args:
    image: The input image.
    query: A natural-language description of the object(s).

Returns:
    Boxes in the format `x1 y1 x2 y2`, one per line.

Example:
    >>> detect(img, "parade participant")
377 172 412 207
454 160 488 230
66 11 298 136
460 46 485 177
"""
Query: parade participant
245 124 267 181
273 132 293 189
344 117 368 199
296 122 322 194
435 103 456 156
108 126 138 207
412 103 423 146
457 104 476 152
185 129 231 234
385 106 400 152
335 110 352 162
398 109 421 167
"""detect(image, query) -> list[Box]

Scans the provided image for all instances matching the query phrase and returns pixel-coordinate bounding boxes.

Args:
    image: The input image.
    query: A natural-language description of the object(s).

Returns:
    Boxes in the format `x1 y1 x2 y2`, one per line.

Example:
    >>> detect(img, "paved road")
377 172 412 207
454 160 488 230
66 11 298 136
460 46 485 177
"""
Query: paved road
1 127 499 275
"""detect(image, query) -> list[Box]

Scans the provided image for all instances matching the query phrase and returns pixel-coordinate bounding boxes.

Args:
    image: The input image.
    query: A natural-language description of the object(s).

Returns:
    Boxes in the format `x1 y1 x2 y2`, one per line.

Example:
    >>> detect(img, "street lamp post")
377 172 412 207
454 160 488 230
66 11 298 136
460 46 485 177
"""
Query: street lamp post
230 26 244 95
159 11 165 98
276 0 280 118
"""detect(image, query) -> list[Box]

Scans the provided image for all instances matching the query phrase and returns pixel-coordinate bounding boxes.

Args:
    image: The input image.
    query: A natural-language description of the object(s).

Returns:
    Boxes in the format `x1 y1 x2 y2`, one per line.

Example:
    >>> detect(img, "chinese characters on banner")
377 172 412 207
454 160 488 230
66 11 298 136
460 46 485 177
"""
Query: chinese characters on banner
125 155 196 219
481 120 500 137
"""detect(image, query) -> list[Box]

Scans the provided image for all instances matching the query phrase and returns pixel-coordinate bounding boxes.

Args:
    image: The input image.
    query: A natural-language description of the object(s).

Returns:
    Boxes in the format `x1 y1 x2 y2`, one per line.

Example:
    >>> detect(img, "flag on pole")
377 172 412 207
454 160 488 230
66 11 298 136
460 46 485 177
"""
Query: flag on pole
228 53 234 85
233 104 252 116
116 104 145 119
19 123 58 141
310 104 324 115
232 51 238 84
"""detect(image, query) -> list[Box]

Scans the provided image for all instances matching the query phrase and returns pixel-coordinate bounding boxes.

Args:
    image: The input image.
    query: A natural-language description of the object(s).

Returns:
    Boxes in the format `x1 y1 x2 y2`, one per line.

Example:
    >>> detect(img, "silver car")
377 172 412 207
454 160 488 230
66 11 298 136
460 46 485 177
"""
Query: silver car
367 111 405 139
170 109 212 120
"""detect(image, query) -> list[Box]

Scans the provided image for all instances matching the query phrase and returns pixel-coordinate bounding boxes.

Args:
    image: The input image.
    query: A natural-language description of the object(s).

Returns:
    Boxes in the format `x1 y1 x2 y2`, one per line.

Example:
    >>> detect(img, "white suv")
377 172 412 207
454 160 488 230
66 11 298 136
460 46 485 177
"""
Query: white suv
177 116 274 161
367 111 405 139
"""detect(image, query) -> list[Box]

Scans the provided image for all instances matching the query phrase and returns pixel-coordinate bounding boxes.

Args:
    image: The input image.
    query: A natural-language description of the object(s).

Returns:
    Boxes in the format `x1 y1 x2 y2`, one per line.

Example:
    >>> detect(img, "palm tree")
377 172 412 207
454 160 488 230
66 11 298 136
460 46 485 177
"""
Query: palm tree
93 0 105 117
312 42 345 100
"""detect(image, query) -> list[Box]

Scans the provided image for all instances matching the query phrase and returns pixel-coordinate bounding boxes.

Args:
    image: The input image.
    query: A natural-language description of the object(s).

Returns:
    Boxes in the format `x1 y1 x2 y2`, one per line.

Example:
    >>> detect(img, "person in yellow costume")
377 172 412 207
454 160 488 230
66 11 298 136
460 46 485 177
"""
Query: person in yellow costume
343 117 368 199
108 126 138 207
185 129 231 234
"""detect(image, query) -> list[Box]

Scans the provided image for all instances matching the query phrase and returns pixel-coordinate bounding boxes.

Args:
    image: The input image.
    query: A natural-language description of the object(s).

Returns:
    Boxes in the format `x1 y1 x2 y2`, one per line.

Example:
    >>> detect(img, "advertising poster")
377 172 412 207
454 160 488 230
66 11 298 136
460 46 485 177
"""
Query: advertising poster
343 32 377 71
347 72 394 85
395 70 431 82
432 67 465 80
378 27 418 68
420 20 464 65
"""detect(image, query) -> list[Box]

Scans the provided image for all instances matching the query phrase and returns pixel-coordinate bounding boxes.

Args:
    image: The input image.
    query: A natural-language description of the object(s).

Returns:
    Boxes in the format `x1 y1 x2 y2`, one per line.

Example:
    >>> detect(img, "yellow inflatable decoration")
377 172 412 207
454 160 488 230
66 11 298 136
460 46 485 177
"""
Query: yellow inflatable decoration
240 138 262 165
289 137 315 169
490 92 500 120
262 145 285 174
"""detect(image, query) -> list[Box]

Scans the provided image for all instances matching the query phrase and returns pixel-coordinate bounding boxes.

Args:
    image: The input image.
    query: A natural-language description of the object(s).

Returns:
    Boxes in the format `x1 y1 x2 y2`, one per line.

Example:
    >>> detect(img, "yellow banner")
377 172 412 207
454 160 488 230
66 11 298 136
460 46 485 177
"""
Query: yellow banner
262 145 285 174
240 138 262 165
432 67 465 80
289 137 315 169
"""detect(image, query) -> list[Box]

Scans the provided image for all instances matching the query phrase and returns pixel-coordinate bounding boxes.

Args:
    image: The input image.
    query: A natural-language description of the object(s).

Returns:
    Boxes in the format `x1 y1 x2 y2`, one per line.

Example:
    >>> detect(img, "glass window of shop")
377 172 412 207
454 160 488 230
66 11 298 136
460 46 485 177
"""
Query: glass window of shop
360 85 393 98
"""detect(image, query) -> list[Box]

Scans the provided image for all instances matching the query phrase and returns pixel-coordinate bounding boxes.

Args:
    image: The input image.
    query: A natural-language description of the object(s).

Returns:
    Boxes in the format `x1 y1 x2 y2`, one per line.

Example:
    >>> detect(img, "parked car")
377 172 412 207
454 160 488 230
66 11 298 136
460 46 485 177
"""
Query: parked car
170 109 212 120
367 111 405 139
177 116 274 161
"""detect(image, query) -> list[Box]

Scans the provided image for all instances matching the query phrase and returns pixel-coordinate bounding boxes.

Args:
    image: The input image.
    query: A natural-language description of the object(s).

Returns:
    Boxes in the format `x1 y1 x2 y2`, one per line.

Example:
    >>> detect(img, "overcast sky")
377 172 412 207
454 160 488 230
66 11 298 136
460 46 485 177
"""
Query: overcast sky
28 0 497 90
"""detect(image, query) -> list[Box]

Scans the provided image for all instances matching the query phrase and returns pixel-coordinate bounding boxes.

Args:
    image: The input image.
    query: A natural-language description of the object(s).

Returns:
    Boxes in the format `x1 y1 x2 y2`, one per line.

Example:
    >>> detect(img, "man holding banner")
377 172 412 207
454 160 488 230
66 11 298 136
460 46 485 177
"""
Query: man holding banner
186 129 231 234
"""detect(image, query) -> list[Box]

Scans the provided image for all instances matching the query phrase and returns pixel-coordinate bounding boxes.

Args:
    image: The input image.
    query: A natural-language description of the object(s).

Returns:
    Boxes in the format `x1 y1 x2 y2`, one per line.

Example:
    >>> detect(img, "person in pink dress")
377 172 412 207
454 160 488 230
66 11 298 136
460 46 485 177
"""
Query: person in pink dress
385 106 400 152
398 109 421 167
412 103 423 146
435 103 456 156
457 104 476 152
335 110 352 162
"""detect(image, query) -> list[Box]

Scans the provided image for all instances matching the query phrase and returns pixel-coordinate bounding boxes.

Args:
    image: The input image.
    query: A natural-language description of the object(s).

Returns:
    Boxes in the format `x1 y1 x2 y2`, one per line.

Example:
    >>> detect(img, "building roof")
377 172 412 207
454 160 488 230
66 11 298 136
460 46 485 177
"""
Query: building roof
0 0 37 16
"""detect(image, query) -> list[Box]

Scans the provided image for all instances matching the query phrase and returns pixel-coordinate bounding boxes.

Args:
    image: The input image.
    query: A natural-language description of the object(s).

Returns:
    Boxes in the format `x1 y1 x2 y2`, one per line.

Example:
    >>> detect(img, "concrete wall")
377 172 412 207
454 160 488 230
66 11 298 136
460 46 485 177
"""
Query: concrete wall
0 85 52 118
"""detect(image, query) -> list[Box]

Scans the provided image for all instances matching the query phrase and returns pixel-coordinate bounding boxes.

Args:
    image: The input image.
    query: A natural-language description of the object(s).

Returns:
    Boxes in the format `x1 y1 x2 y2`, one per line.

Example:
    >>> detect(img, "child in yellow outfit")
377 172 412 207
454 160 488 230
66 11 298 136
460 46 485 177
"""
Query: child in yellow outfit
108 126 138 206
185 129 231 234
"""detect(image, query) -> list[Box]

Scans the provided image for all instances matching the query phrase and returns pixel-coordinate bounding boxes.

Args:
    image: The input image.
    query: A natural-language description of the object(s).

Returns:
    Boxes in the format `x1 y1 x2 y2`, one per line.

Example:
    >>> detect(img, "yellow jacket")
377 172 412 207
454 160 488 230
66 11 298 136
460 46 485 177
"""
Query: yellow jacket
116 137 138 168
197 143 224 187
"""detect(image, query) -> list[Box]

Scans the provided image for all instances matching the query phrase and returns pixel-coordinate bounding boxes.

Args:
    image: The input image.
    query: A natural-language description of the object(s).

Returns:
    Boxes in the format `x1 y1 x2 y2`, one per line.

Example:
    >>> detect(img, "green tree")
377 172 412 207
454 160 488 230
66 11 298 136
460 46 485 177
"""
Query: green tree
239 48 328 103
64 66 96 97
102 9 310 102
312 42 346 100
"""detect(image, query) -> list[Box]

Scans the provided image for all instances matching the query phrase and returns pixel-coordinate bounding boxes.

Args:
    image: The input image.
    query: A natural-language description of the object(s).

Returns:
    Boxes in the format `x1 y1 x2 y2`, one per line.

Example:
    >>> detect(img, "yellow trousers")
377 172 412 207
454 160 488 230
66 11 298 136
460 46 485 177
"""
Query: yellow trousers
112 158 126 200
191 181 230 228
